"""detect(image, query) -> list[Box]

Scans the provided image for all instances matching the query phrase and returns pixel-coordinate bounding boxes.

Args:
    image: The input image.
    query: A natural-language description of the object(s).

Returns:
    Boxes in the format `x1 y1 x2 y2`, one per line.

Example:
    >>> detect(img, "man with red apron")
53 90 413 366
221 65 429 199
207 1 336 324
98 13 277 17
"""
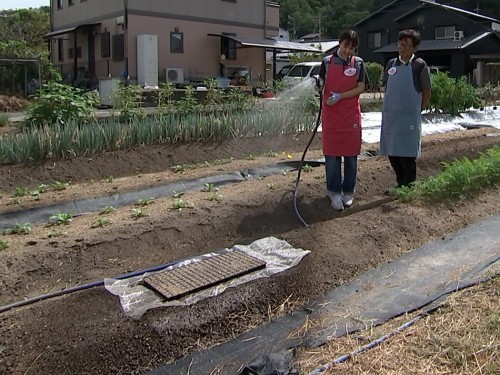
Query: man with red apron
319 29 365 211
380 29 431 191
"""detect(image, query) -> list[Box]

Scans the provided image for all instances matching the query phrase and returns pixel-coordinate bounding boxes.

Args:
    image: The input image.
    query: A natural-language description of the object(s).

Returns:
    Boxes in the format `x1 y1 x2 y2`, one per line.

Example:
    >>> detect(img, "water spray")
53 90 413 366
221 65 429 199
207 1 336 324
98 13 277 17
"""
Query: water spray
293 78 323 227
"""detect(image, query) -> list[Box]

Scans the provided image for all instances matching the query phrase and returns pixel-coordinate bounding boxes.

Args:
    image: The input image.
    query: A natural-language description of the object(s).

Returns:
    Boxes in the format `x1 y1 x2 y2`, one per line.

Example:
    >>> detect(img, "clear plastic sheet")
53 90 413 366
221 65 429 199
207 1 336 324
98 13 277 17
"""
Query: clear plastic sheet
104 236 310 319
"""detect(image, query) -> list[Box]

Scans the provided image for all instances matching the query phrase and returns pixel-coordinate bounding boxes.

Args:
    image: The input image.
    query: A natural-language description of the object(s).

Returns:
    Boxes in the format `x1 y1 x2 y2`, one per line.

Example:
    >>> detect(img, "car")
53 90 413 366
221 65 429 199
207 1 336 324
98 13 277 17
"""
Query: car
282 62 321 87
275 64 294 80
428 65 449 74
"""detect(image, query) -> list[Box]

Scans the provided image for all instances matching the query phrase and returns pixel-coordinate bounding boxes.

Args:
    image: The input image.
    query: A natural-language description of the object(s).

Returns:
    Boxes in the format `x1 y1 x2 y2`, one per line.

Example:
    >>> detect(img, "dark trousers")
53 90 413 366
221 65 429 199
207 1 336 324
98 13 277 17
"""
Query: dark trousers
388 156 416 187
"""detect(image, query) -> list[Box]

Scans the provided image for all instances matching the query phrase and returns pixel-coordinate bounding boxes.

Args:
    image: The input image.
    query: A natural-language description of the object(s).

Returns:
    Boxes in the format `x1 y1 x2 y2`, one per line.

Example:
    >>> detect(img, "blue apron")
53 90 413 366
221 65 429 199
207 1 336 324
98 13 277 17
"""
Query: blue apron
380 61 422 157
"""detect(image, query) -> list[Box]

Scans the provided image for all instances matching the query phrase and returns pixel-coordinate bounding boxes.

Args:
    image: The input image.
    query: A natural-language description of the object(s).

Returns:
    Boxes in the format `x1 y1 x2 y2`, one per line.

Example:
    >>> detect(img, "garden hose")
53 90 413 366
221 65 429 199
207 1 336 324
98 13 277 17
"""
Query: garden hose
293 87 323 227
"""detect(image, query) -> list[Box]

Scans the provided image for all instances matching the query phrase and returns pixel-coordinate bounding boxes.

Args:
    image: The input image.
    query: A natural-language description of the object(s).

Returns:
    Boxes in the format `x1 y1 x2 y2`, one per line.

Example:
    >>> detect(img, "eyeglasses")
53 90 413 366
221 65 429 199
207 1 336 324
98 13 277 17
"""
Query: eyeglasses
397 42 414 49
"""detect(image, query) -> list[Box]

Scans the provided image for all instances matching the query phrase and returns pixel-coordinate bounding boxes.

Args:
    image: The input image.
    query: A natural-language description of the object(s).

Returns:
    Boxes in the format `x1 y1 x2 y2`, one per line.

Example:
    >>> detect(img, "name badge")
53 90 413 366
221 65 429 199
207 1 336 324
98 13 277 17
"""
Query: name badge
388 67 397 75
344 68 357 76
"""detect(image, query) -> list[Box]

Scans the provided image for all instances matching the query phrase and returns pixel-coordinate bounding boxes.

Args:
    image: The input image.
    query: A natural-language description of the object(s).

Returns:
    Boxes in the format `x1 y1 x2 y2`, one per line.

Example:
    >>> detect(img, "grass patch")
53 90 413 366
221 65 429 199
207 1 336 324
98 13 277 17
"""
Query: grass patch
395 146 500 202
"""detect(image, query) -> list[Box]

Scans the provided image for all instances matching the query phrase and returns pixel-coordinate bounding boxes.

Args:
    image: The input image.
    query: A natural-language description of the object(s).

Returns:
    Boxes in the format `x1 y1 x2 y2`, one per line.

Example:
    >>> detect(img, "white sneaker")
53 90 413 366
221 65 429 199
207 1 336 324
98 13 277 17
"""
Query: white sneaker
343 193 354 208
330 194 344 211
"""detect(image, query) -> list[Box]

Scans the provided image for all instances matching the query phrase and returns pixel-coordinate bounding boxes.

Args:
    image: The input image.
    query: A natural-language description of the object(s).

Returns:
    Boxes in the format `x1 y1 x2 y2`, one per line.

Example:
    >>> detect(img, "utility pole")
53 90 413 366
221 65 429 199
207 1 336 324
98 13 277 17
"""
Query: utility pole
474 2 480 14
318 14 322 48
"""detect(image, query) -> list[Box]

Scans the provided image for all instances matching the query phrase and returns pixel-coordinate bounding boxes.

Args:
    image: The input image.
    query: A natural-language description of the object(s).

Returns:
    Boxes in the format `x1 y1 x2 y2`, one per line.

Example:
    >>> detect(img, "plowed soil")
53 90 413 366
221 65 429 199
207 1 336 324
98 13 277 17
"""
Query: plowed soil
0 127 499 375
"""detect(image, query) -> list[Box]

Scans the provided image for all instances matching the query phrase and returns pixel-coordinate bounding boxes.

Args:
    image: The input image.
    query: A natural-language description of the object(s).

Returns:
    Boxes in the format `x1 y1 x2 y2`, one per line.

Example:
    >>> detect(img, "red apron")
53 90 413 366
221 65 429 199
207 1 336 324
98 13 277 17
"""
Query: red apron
321 56 362 156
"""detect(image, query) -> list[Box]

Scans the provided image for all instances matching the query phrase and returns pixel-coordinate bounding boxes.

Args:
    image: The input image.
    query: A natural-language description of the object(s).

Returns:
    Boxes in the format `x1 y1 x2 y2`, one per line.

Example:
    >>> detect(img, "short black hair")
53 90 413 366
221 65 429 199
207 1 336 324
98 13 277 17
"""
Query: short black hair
339 29 359 48
398 29 421 47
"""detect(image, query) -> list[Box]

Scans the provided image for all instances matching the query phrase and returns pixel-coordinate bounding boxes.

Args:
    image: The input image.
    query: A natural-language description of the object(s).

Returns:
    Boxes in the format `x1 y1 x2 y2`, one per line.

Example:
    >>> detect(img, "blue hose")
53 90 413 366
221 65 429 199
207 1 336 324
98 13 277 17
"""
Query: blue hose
0 260 180 314
293 90 323 227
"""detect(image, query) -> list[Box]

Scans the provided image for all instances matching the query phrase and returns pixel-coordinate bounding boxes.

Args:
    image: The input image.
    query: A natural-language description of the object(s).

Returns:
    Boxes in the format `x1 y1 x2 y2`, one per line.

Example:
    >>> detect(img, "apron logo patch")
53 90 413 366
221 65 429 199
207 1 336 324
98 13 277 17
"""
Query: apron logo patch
353 123 359 128
344 68 357 77
388 67 397 75
410 125 415 130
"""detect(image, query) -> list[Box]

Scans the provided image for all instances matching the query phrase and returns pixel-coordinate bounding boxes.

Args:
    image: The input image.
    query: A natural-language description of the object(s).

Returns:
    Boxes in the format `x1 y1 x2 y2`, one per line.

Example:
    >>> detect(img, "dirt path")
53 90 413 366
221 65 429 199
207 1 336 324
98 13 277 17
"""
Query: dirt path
0 128 499 375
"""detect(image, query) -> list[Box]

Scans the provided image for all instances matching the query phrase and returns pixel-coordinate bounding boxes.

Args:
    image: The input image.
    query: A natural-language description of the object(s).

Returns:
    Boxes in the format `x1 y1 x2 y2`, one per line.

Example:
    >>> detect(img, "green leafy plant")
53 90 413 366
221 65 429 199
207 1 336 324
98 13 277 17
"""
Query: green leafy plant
105 175 114 183
395 146 500 202
266 150 278 157
172 191 184 198
25 81 98 127
52 181 69 191
302 164 313 172
7 198 20 205
170 164 184 173
131 208 148 219
0 239 9 251
213 158 233 165
207 192 223 202
99 205 115 215
47 228 66 238
178 85 198 113
429 72 481 115
365 62 384 92
91 218 110 228
136 198 154 207
171 198 194 209
14 186 28 197
246 154 256 160
49 212 74 225
202 183 219 192
113 82 146 122
5 223 32 235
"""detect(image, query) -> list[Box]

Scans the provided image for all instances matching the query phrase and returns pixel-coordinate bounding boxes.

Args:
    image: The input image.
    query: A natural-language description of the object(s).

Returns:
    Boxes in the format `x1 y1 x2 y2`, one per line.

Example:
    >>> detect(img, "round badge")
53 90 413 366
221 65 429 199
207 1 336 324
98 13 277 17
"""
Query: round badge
344 68 357 76
388 67 397 75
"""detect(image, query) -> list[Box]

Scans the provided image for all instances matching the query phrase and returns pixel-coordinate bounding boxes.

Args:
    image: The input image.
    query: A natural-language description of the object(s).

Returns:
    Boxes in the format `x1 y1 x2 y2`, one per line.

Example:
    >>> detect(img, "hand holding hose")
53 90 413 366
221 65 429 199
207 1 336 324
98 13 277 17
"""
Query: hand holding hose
327 92 341 106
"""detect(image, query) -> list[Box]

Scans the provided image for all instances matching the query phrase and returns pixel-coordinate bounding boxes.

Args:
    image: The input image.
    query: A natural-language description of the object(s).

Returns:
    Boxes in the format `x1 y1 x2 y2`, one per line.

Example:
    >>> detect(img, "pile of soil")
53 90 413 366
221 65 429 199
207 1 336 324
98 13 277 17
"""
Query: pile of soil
0 127 499 374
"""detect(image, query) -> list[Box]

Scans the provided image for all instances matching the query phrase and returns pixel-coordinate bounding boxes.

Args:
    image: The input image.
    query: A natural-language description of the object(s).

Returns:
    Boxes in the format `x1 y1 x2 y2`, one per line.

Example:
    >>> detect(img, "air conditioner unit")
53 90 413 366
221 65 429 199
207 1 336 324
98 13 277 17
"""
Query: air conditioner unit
116 16 124 25
166 68 184 84
454 30 464 41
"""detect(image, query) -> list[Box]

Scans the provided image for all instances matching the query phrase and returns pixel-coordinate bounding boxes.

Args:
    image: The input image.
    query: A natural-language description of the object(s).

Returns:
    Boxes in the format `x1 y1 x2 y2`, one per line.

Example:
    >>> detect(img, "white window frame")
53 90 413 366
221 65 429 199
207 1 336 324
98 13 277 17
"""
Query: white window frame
435 26 456 39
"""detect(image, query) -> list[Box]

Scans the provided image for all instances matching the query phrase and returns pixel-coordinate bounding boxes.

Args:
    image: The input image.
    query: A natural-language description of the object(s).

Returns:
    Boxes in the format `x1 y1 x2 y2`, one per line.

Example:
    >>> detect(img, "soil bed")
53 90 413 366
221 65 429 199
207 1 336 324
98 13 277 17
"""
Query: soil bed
0 127 499 375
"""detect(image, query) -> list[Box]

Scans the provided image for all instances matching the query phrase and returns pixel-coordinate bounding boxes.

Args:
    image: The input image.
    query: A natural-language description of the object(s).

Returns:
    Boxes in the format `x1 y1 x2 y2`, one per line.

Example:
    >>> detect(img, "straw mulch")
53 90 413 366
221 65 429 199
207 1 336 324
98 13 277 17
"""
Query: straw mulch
296 274 499 375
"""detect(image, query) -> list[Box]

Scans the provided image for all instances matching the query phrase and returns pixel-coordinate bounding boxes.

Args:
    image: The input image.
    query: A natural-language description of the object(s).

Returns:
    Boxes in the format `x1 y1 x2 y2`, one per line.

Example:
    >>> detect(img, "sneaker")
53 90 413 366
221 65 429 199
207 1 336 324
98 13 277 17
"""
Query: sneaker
342 193 354 207
330 194 344 211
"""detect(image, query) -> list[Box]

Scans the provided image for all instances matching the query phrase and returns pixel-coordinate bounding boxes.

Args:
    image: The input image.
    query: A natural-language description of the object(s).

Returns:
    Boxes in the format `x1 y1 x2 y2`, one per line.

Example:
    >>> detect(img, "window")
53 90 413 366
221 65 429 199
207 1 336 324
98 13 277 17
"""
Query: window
68 46 81 59
222 0 237 2
57 38 64 61
435 26 455 39
112 34 125 61
101 31 110 58
368 32 382 48
170 32 184 53
57 0 63 9
68 0 74 6
221 33 237 60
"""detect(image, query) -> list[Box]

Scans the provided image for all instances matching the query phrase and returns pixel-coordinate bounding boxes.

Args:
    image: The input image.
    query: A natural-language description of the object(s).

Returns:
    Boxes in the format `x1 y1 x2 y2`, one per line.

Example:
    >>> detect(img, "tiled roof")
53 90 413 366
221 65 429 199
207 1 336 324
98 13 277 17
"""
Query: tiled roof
374 31 492 53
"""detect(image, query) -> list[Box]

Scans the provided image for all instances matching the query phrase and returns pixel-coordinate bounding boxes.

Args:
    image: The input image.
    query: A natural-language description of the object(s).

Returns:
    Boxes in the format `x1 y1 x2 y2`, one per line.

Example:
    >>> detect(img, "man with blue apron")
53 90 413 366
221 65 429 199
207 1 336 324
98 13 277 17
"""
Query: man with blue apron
319 29 366 211
380 29 431 191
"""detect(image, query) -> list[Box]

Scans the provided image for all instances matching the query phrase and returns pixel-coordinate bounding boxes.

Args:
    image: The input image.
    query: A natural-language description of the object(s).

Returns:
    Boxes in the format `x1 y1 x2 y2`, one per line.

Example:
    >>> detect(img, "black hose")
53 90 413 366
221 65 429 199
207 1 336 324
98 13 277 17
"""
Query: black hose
0 260 180 314
293 90 323 227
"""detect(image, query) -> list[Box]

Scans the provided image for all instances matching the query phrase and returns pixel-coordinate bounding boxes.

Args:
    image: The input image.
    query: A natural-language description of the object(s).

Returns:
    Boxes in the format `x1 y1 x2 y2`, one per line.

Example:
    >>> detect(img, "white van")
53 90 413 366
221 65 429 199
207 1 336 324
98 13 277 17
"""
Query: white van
282 62 321 87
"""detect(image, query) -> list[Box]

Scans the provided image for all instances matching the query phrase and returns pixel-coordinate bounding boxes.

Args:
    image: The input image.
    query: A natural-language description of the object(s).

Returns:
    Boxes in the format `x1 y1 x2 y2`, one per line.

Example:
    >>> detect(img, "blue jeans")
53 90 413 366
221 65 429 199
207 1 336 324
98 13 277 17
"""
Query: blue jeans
325 155 358 194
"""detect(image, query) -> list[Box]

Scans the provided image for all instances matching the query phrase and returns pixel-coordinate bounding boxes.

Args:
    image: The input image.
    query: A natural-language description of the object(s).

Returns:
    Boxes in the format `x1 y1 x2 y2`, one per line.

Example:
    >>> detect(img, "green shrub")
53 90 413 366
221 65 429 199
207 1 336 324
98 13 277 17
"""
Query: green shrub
113 82 146 122
365 62 384 92
25 81 98 127
429 72 481 115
